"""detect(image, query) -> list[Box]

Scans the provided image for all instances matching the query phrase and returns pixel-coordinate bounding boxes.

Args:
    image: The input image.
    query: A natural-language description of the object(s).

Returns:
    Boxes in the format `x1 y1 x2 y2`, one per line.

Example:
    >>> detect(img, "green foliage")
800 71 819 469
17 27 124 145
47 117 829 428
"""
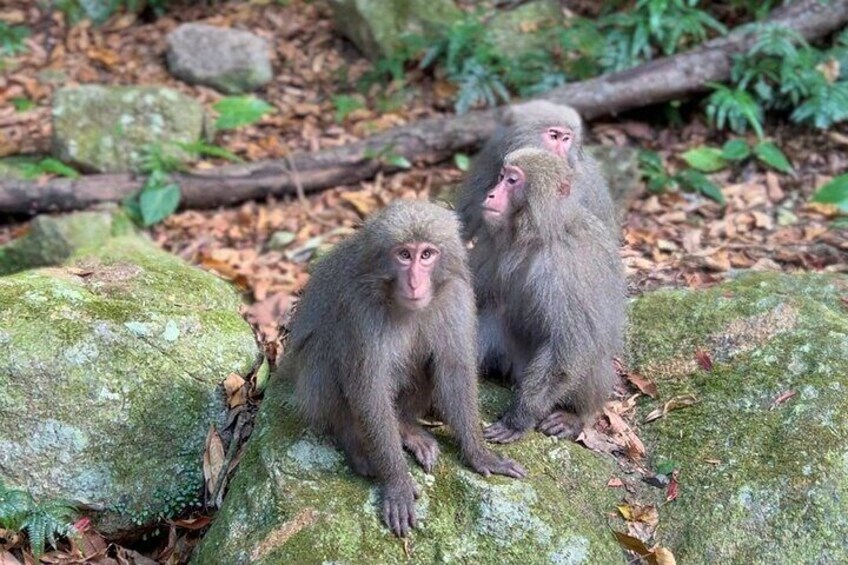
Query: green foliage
55 0 179 24
453 153 471 172
677 169 725 204
19 158 80 180
812 174 848 212
363 144 411 169
177 140 242 163
720 138 752 161
11 97 35 112
639 149 725 204
0 22 30 57
331 94 366 123
0 483 77 557
213 96 275 130
597 0 726 72
708 24 848 133
123 144 183 227
681 146 727 173
752 140 792 173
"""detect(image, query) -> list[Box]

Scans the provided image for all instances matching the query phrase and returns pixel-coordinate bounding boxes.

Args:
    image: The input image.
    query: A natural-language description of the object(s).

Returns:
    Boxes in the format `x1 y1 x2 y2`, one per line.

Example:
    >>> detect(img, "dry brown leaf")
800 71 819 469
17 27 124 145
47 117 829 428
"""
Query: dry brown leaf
223 372 247 408
339 190 379 217
617 503 659 527
770 389 797 409
611 531 653 559
695 350 713 371
607 477 624 488
654 546 677 565
645 394 699 423
625 371 658 398
203 427 226 502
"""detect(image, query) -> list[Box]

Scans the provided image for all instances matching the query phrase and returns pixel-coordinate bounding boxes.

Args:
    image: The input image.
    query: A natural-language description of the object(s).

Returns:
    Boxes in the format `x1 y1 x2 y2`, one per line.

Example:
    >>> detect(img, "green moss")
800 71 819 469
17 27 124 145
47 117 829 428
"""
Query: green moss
630 273 848 562
193 375 621 564
0 234 257 533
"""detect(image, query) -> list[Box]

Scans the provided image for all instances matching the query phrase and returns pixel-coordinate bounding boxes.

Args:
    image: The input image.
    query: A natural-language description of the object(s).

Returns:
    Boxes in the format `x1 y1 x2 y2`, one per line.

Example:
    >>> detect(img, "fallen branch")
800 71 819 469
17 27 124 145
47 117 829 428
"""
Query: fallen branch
2 0 846 215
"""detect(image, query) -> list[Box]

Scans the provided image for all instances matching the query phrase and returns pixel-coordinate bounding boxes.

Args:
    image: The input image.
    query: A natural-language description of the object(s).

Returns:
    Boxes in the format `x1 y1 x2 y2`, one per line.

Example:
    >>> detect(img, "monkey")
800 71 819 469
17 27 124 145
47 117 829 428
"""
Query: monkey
467 148 626 444
279 199 527 537
455 100 618 243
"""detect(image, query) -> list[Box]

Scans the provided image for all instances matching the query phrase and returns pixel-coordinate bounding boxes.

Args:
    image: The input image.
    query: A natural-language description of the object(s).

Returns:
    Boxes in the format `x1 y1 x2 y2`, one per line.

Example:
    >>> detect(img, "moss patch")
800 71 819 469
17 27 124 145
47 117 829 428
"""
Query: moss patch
629 272 848 563
0 235 258 533
193 376 622 564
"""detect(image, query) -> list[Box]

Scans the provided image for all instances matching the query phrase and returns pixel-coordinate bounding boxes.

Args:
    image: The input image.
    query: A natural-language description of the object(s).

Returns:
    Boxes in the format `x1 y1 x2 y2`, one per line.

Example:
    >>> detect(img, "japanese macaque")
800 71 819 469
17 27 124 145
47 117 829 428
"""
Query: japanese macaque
469 148 626 444
280 199 526 537
456 100 618 242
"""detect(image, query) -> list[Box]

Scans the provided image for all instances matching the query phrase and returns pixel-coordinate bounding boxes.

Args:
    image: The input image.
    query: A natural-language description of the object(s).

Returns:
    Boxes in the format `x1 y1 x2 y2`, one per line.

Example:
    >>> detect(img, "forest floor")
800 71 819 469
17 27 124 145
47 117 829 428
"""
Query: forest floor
1 1 847 563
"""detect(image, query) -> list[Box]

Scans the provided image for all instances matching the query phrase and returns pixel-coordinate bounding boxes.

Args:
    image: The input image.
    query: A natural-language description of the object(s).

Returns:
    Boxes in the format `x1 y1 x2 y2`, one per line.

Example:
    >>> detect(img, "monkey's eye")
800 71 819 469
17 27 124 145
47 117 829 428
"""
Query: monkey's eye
507 176 519 185
549 131 559 140
498 172 505 182
421 248 438 260
398 249 412 261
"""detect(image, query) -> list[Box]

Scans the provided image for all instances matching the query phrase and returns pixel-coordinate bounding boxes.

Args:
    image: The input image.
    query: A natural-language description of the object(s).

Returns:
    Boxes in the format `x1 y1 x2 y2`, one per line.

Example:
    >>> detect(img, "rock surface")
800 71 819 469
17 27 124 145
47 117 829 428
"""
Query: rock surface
51 85 206 173
630 272 848 562
166 23 272 94
193 379 622 564
328 0 461 60
488 0 563 54
0 228 258 533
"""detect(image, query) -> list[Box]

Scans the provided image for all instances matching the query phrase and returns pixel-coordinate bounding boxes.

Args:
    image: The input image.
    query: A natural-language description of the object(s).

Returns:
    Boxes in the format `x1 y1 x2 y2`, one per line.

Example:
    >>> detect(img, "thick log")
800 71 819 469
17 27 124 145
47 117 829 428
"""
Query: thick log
2 0 846 215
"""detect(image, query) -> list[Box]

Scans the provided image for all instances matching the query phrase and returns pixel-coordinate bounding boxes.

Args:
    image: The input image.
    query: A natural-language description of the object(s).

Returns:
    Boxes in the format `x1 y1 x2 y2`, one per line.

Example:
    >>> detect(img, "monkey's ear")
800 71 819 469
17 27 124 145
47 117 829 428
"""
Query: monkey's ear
558 179 572 197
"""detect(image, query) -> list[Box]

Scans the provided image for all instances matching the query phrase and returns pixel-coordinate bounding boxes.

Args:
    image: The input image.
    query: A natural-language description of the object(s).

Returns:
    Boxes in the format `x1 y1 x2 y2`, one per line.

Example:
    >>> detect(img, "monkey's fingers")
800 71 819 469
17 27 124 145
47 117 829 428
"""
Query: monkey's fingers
491 457 528 479
537 410 582 440
382 486 417 537
483 422 526 444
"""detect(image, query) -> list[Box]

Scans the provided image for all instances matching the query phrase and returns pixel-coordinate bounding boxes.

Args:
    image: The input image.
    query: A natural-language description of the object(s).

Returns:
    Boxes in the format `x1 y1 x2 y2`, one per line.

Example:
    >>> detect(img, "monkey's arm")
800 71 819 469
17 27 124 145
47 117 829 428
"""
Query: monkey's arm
342 353 418 536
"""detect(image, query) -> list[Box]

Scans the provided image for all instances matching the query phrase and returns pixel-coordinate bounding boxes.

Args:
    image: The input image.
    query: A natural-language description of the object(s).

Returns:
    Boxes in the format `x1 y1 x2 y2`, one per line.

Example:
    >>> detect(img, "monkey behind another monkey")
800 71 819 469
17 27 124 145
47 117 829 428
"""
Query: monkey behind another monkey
280 199 526 537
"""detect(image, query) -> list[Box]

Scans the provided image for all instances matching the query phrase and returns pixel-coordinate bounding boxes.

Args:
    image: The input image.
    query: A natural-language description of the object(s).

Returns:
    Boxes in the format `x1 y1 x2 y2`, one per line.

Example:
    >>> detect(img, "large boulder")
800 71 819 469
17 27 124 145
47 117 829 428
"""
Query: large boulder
166 24 272 94
629 273 848 562
488 0 563 55
328 0 461 61
585 145 641 215
51 85 207 173
192 379 623 564
0 226 258 533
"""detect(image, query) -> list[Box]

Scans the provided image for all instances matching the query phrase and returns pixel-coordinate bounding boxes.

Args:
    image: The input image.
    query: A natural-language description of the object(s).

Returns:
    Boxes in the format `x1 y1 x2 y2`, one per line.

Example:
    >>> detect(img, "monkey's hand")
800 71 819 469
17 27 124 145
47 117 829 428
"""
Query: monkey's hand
381 479 419 537
483 418 528 444
467 449 527 479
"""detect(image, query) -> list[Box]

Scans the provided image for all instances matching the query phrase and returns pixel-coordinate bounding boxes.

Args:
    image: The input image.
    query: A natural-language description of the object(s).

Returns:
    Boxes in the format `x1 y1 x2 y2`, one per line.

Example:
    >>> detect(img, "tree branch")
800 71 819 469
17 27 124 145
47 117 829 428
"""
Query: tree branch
2 0 846 216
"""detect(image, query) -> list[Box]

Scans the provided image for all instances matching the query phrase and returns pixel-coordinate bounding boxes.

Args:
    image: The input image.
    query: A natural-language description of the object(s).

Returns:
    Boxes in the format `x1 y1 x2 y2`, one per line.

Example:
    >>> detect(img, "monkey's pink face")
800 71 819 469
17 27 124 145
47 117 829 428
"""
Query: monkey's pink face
484 165 525 223
542 126 573 158
392 242 441 311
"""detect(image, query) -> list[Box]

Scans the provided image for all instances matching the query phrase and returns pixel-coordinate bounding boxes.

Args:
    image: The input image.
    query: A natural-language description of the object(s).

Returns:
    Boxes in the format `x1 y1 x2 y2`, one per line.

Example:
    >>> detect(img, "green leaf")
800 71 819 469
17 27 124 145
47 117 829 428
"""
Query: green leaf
654 459 679 476
177 141 242 163
213 96 274 130
812 174 848 212
20 158 79 180
386 154 412 169
677 170 726 204
681 147 728 173
454 153 471 171
754 141 792 173
11 97 34 112
720 139 751 161
139 183 181 226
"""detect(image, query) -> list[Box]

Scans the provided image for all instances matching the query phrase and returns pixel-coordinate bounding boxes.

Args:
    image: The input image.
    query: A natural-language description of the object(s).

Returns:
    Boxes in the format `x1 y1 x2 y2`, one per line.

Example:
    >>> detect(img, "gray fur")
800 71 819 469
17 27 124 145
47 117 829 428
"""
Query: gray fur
456 101 618 242
279 199 525 536
471 149 627 443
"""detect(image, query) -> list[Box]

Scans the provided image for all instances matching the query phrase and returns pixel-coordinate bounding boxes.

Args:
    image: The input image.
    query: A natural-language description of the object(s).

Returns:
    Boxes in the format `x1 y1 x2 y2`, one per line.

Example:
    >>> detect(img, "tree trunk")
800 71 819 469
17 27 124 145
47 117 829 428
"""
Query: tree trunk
2 0 846 216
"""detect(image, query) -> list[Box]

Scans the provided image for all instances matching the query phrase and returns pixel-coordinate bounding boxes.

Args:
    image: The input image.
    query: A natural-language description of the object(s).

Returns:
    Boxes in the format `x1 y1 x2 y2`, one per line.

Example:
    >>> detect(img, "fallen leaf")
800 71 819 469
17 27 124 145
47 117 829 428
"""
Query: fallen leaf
617 504 659 527
770 389 797 409
223 372 247 408
173 516 213 530
576 427 620 454
694 350 713 371
704 458 721 465
654 546 677 565
666 473 680 502
611 530 652 558
607 477 624 488
625 371 658 398
339 190 379 217
645 394 699 423
203 427 226 504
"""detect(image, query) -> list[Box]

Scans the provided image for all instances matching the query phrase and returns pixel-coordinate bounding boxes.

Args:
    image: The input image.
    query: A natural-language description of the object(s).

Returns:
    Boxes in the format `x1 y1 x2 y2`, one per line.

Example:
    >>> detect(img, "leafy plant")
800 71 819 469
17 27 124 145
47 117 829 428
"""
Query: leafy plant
11 97 34 112
682 139 792 174
0 22 30 57
0 483 78 557
123 144 184 227
705 84 764 138
19 158 80 179
812 174 848 213
364 144 411 169
177 140 242 163
331 94 366 123
597 0 726 72
639 149 725 204
213 96 275 130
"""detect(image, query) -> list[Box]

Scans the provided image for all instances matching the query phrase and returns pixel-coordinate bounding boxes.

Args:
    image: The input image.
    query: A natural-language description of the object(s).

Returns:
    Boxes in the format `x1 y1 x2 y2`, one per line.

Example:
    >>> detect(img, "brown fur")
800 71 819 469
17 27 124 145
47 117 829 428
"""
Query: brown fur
470 149 627 443
279 199 526 537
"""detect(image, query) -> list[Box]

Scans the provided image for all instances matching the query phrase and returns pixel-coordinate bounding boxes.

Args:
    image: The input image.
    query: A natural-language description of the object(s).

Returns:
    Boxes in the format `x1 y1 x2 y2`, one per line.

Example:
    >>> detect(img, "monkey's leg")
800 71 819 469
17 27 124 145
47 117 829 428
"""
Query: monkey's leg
333 419 378 478
539 361 612 439
477 307 511 380
484 344 568 444
537 410 584 440
397 381 440 473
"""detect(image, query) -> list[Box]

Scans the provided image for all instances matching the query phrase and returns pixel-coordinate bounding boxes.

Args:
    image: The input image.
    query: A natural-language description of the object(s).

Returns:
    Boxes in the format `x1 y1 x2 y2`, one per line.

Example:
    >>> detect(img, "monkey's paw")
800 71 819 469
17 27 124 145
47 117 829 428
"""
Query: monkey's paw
402 429 440 473
469 450 527 479
483 420 527 444
381 481 419 537
537 410 583 440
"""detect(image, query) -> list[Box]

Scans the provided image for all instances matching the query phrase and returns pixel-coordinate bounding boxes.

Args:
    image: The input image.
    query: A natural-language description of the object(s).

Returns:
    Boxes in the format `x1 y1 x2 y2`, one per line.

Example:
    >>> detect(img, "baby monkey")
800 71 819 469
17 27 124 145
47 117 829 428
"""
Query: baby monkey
281 200 526 537
470 148 626 444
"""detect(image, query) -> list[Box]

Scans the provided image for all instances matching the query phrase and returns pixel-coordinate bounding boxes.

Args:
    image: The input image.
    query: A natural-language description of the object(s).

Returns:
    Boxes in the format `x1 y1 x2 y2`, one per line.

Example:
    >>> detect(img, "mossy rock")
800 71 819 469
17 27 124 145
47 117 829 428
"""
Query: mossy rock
629 272 848 562
328 0 461 60
0 235 258 532
488 0 563 55
51 85 207 173
192 377 623 564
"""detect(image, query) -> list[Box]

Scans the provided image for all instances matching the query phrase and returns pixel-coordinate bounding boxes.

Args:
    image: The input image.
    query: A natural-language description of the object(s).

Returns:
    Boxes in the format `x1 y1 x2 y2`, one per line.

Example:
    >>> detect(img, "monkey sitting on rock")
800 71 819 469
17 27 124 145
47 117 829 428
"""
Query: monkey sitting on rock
468 148 627 444
280 199 526 537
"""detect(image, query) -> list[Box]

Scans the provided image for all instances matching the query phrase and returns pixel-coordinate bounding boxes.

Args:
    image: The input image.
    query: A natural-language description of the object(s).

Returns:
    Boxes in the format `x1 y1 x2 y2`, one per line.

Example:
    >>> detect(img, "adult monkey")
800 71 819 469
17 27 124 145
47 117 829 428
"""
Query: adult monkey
280 200 526 537
456 100 618 242
471 148 626 444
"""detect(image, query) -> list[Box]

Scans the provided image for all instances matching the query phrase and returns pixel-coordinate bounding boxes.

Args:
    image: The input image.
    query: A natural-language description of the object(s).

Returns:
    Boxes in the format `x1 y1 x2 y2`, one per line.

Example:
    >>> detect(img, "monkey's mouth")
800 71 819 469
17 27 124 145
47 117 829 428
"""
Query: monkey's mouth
482 207 503 217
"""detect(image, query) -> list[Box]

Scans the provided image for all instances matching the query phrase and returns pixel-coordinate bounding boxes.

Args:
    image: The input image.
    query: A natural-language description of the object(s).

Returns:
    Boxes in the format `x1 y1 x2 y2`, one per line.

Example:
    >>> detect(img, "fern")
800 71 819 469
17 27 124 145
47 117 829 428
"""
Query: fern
0 483 77 557
705 84 764 137
0 22 30 57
